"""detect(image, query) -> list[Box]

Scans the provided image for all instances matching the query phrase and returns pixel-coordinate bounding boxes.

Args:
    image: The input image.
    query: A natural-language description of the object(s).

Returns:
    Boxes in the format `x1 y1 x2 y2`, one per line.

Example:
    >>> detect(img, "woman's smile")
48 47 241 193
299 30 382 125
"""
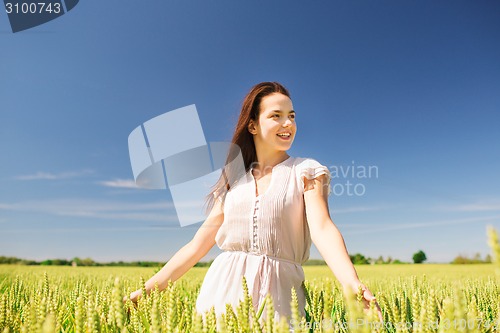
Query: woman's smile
276 132 292 140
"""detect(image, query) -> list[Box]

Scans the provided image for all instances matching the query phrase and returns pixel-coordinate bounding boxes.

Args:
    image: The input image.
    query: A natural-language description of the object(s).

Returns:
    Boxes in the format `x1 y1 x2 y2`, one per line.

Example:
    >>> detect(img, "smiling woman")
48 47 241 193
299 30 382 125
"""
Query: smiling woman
125 82 382 327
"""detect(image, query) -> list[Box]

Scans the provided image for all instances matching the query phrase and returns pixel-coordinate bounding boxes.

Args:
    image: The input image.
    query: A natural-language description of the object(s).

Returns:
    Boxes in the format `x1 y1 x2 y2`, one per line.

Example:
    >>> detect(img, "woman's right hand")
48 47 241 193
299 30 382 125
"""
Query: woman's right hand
123 290 141 306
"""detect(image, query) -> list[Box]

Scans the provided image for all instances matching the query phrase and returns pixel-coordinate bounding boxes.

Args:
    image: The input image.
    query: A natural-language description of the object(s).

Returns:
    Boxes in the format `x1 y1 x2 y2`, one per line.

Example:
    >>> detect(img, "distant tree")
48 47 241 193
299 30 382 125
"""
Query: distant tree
452 255 468 264
375 256 384 264
349 253 370 265
412 250 427 264
80 258 95 266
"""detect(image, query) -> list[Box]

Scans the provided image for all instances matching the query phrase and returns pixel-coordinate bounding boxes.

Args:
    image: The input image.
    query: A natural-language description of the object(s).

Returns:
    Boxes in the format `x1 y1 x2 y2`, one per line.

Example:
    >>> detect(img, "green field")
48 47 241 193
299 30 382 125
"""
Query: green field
0 264 499 332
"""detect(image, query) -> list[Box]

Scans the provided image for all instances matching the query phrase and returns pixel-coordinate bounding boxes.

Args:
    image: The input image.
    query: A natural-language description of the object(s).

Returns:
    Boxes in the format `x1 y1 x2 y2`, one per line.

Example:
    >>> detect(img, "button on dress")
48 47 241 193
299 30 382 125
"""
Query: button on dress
196 156 331 322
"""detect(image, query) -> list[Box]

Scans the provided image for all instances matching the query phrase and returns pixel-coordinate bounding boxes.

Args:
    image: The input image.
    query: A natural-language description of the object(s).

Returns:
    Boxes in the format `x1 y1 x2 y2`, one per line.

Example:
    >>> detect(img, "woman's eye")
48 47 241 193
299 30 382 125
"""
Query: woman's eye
272 114 280 118
289 114 295 119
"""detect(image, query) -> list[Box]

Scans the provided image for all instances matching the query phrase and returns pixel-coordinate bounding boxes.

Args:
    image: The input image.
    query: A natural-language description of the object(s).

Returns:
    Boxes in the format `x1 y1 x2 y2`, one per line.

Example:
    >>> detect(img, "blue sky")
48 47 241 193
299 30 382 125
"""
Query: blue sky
1 1 499 263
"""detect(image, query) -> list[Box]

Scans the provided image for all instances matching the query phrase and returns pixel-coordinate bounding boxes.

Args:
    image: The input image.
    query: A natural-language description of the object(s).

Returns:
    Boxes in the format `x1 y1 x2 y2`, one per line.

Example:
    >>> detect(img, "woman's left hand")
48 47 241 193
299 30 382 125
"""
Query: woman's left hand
348 283 383 322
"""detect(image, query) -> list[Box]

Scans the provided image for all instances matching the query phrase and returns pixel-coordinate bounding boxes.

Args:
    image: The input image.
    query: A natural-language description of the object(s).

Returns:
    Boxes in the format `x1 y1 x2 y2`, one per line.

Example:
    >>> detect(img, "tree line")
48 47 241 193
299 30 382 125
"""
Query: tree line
0 251 492 267
0 256 164 267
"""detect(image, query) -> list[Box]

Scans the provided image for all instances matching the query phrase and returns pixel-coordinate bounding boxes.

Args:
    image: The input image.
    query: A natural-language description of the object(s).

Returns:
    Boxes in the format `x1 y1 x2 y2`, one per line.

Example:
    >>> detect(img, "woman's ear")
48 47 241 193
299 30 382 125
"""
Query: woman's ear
248 120 257 135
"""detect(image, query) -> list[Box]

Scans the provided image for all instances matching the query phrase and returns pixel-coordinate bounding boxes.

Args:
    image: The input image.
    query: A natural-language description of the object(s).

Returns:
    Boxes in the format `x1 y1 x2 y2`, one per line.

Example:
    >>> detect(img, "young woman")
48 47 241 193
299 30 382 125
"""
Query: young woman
126 82 382 324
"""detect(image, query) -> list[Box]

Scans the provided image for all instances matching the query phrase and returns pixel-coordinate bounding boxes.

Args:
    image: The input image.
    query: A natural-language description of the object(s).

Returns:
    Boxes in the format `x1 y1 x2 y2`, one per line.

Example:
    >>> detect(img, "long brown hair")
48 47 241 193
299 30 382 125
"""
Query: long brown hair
205 82 291 213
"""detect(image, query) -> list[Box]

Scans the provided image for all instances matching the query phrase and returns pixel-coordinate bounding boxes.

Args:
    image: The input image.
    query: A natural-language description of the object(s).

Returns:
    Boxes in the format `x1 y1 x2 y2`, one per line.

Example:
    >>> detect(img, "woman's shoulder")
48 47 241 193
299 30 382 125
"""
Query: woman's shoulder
291 156 329 170
292 156 331 181
291 156 332 194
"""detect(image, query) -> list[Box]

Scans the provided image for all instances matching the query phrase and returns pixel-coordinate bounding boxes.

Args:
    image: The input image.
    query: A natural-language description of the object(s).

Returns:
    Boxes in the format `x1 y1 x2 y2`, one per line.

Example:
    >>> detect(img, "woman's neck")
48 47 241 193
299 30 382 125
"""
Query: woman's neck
253 150 290 172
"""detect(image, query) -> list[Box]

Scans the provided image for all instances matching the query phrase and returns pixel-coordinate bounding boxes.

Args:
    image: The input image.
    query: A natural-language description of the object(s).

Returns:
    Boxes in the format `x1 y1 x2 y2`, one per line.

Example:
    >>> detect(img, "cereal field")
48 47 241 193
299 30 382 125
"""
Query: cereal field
1 263 499 333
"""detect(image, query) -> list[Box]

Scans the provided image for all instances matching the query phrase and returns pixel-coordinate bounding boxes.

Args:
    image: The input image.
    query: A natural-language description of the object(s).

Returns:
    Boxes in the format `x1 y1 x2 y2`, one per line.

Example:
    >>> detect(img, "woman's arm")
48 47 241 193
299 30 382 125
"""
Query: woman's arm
126 199 224 303
303 175 381 317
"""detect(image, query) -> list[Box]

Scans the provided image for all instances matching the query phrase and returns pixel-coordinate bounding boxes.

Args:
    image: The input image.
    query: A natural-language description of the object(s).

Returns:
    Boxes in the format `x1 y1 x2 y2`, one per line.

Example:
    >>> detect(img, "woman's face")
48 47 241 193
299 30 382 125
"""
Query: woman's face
249 92 296 153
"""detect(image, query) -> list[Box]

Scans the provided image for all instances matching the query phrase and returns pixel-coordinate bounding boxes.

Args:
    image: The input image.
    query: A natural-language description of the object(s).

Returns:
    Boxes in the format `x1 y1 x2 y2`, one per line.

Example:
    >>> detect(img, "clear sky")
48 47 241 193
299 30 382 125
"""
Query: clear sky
1 1 499 263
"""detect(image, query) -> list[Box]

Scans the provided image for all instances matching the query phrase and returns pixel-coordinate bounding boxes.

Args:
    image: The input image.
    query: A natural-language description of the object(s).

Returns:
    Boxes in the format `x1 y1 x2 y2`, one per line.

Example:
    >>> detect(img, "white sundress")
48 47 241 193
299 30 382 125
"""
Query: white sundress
196 156 331 322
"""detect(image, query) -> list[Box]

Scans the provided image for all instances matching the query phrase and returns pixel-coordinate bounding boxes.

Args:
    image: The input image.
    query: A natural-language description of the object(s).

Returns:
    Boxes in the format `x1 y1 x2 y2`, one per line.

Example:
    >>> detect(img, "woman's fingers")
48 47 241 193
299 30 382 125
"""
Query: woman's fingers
362 289 383 322
362 288 376 301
